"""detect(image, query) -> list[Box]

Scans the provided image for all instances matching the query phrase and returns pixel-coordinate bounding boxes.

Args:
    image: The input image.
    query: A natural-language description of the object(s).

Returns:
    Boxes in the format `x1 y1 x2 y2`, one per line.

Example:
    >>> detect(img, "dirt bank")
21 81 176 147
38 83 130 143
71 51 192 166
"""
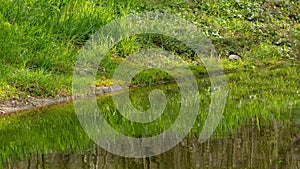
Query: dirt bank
0 85 125 115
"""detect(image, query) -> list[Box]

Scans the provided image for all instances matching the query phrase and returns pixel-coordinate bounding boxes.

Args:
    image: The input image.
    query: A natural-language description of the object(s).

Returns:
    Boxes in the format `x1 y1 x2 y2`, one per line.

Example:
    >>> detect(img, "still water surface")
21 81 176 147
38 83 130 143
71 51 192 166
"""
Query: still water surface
4 119 299 169
0 77 299 168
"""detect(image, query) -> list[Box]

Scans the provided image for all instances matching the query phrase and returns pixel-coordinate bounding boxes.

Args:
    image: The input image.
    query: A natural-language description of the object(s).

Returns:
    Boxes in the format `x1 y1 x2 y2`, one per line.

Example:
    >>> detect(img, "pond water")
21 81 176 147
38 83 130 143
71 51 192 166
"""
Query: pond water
4 119 300 169
0 68 299 168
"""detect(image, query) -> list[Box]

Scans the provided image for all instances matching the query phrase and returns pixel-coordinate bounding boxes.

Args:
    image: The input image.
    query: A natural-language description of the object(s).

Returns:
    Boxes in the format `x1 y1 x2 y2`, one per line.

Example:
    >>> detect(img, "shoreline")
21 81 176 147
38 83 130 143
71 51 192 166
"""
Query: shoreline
0 85 126 115
0 64 296 115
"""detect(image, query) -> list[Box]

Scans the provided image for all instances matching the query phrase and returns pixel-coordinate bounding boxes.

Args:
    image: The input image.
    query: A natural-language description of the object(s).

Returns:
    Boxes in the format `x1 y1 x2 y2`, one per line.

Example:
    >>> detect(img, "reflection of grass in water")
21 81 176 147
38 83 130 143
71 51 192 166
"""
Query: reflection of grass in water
221 66 299 135
99 65 299 138
291 104 300 133
0 65 298 163
98 83 183 137
0 104 92 164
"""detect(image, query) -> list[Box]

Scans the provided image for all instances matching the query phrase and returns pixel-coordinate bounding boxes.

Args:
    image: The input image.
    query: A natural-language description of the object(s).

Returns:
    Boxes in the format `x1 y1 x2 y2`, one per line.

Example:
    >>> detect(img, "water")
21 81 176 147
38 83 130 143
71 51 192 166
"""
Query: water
3 119 299 169
0 68 299 168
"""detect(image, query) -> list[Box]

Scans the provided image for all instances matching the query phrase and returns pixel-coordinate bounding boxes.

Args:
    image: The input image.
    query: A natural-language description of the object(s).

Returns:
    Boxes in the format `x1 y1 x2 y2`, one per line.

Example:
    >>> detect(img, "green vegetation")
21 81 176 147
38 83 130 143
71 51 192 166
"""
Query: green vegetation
0 0 299 166
0 0 299 101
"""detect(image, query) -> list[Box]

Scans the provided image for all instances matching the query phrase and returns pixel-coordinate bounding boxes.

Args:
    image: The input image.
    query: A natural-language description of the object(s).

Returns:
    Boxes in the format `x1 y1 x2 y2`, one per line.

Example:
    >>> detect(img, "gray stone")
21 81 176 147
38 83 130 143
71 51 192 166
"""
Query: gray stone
228 54 241 60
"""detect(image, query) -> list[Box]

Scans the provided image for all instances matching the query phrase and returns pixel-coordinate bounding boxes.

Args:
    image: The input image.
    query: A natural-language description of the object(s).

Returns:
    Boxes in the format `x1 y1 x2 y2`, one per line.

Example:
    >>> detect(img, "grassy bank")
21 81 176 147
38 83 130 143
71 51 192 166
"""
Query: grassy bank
0 0 299 101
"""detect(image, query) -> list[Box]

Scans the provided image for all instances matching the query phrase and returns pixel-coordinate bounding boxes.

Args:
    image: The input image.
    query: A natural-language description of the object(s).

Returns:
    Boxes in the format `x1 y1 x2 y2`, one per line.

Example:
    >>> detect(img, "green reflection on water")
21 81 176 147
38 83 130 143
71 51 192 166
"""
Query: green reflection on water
0 65 299 168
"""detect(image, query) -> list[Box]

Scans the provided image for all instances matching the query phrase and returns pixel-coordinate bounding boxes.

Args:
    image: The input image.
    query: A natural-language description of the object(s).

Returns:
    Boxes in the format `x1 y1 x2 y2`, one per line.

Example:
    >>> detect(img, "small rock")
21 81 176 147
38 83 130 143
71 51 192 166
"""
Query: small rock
0 110 5 115
102 86 111 93
228 54 241 60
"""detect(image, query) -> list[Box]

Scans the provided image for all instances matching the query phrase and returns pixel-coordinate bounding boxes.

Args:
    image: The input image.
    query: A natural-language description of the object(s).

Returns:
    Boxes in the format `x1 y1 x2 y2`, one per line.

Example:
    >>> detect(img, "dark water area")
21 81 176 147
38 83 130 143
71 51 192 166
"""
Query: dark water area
4 119 299 169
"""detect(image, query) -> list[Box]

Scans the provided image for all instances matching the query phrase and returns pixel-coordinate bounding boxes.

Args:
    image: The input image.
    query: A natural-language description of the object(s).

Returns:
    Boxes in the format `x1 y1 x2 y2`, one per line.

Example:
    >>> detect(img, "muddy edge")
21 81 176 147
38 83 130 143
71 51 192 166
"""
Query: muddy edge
0 85 126 115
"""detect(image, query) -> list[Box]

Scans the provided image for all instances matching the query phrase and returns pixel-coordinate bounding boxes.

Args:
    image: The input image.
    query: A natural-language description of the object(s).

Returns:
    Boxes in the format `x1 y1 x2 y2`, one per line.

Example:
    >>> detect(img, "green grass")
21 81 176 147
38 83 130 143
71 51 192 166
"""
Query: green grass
0 0 299 101
0 0 139 99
